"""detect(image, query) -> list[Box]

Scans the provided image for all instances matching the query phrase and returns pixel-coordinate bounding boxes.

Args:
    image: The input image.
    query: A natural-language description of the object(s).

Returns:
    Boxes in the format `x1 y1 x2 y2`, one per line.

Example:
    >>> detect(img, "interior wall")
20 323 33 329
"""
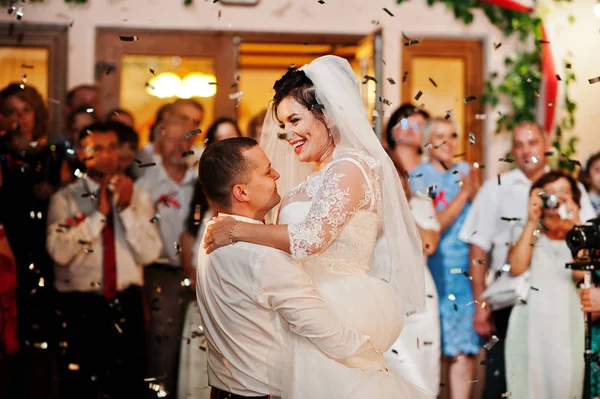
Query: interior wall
1 0 597 177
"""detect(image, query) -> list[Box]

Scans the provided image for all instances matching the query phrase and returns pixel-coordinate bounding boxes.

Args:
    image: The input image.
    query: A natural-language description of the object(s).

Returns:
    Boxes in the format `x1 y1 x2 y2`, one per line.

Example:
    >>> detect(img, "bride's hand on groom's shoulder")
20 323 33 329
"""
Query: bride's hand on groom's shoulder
204 216 239 254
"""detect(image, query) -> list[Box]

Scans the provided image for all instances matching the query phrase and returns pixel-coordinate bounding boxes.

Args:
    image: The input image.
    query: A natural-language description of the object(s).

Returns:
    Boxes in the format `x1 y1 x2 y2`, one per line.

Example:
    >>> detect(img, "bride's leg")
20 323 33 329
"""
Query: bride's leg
449 353 475 399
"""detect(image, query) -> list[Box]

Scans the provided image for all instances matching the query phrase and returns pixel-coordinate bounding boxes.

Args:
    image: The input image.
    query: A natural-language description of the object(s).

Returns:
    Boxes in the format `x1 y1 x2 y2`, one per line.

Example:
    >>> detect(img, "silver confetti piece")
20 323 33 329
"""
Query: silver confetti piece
483 335 499 350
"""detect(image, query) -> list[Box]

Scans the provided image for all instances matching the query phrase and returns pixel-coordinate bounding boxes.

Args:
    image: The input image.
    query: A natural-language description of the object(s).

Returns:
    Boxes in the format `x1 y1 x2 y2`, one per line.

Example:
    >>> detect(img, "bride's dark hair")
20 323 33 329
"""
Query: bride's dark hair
272 68 326 125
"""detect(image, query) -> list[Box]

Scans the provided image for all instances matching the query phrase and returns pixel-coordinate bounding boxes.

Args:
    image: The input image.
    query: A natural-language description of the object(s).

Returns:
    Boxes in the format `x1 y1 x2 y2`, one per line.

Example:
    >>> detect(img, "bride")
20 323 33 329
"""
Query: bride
203 55 431 398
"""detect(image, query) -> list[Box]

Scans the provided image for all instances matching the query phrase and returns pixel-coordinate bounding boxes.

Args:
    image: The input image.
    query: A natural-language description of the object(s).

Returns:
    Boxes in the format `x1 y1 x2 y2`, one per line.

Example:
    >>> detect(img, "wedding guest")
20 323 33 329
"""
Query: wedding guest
409 117 479 399
580 152 600 214
177 119 242 399
458 121 595 399
65 84 102 121
60 106 99 186
171 99 206 162
108 120 139 180
0 220 19 399
135 103 173 179
247 109 267 142
385 104 430 172
106 108 135 128
505 170 584 398
136 118 197 397
0 82 65 398
380 152 441 396
46 122 162 399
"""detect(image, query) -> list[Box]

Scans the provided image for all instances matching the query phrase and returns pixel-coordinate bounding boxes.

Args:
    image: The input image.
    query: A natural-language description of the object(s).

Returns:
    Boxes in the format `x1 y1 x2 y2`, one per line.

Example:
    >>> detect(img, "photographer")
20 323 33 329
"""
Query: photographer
505 170 584 398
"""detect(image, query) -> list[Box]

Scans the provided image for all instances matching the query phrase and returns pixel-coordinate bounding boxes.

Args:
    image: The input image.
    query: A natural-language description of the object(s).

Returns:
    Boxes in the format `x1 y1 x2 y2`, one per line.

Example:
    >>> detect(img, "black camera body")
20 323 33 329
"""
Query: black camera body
566 217 600 260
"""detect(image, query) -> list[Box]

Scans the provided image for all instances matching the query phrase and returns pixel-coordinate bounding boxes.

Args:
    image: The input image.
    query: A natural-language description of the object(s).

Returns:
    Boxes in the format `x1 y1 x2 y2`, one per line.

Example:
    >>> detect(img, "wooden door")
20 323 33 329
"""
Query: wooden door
402 39 484 170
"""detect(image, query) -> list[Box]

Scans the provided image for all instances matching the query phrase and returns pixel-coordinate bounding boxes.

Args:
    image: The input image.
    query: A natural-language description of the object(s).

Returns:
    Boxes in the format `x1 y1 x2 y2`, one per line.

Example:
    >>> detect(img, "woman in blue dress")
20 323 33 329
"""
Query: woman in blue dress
409 117 480 399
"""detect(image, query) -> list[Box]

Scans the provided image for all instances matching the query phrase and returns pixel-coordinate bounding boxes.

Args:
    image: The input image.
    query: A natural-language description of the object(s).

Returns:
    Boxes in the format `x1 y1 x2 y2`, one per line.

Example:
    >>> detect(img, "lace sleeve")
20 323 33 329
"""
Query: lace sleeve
288 157 379 261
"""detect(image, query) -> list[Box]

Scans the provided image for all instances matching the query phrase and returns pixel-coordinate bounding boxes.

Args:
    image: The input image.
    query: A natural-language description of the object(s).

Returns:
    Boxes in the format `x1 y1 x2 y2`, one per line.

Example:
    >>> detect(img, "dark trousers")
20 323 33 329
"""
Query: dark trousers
144 264 192 398
55 286 146 399
483 306 513 399
210 387 270 399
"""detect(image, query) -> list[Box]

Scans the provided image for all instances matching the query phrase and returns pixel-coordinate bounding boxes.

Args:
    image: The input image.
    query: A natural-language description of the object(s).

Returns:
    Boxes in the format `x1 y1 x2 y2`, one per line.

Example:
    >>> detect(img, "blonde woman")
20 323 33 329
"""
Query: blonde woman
408 117 480 399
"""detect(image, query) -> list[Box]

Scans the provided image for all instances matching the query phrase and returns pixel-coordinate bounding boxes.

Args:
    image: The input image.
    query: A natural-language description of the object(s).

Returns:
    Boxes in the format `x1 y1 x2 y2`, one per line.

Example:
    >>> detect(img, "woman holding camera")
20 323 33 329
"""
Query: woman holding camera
505 170 584 399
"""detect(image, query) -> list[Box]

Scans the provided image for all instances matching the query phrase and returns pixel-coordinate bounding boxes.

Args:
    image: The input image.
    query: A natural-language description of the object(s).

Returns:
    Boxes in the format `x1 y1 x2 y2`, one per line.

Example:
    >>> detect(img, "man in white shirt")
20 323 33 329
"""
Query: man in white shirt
196 137 373 399
46 122 163 399
458 121 595 398
135 117 198 396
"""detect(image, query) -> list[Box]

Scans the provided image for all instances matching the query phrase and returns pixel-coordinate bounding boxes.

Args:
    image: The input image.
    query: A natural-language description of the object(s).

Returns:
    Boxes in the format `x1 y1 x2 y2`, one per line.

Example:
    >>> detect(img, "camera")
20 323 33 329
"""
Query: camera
566 217 600 258
539 193 559 209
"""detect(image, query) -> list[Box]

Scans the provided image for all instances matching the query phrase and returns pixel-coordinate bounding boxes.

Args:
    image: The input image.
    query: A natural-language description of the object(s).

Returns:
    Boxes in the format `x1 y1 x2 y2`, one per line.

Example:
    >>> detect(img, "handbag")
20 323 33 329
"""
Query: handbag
481 270 531 311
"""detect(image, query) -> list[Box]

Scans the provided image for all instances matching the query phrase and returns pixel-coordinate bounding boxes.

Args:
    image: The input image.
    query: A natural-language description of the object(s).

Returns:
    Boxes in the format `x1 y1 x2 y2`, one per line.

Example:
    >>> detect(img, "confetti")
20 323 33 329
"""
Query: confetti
538 39 550 44
429 78 437 87
402 71 408 83
445 110 453 120
484 335 499 350
134 159 143 164
138 162 156 168
424 143 433 150
378 97 392 106
544 151 555 156
119 35 139 41
371 20 380 25
426 184 437 194
448 293 456 301
387 78 396 85
149 68 155 75
21 64 34 69
34 342 48 349
362 75 377 84
589 77 600 84
16 7 23 20
462 271 473 280
383 7 394 17
404 39 420 46
560 154 581 167
556 74 561 81
497 174 501 185
174 242 181 255
114 323 123 334
493 42 502 50
450 268 462 274
228 91 244 101
475 114 487 120
414 91 423 101
309 103 325 111
530 286 539 291
453 152 466 158
566 63 572 69
150 214 161 223
464 95 477 103
501 393 512 398
145 82 155 91
181 151 194 158
469 132 475 145
185 128 202 139
67 363 80 371
501 217 521 222
498 157 515 163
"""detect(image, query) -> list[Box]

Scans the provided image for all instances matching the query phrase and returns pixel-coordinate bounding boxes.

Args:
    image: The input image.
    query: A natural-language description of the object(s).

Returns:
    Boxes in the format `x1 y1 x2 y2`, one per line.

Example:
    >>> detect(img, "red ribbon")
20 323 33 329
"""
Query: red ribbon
433 190 449 208
157 194 181 209
478 0 557 136
65 213 86 227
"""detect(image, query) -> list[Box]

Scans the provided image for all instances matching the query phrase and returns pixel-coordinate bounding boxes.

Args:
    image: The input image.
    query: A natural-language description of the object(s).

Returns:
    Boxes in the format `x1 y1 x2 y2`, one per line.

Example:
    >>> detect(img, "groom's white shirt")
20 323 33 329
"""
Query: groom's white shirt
196 213 372 397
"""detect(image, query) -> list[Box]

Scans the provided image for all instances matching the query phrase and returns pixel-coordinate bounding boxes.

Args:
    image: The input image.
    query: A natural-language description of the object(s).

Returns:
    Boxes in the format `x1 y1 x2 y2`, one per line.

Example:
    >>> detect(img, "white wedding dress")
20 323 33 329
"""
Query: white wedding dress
275 150 433 398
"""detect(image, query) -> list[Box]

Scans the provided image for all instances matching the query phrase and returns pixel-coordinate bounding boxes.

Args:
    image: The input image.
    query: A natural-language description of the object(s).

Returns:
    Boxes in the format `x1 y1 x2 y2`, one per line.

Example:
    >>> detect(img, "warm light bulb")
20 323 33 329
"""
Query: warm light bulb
178 73 218 98
594 2 600 17
147 72 182 98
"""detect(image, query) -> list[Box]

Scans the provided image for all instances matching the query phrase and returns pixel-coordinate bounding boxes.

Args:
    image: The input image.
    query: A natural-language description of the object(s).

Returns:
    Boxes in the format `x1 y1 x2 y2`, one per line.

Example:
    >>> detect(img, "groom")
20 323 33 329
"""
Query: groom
196 137 373 399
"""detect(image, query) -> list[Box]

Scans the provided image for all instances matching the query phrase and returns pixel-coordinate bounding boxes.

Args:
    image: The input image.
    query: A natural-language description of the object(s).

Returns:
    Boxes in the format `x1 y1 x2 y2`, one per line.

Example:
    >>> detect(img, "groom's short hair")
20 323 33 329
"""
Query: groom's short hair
199 137 258 210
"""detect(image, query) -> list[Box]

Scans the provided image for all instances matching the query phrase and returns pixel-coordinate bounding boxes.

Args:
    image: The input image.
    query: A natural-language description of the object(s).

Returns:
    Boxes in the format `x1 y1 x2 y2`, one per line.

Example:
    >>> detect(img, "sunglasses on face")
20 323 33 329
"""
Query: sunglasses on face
396 118 422 132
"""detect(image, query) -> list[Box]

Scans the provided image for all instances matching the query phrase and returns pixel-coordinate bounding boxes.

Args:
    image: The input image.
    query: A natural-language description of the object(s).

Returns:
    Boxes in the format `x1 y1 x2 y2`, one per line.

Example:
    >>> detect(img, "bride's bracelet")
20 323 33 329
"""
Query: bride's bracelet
229 220 239 245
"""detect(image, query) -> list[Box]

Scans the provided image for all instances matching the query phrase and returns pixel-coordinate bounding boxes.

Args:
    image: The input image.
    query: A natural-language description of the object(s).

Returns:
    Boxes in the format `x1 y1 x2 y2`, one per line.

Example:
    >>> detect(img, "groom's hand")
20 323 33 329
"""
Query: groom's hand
204 216 240 254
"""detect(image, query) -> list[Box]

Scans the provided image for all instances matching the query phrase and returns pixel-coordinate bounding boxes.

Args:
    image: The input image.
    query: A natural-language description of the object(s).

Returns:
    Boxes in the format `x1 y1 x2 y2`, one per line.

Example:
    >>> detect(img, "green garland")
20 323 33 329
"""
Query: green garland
397 0 578 170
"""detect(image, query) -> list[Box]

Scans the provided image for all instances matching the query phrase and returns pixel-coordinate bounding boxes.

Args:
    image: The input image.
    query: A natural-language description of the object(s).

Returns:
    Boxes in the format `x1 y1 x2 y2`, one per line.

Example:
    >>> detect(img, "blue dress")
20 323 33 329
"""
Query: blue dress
409 161 480 356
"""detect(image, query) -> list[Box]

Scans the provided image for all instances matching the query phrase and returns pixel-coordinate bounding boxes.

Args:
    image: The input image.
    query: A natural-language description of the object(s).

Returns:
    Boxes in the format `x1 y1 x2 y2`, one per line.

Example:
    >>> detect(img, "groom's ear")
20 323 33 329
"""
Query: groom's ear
232 184 249 204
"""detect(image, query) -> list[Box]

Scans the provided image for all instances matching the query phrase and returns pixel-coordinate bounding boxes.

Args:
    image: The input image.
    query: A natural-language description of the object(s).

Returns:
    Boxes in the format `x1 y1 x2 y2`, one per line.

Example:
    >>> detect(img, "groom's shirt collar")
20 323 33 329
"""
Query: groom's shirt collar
218 213 264 225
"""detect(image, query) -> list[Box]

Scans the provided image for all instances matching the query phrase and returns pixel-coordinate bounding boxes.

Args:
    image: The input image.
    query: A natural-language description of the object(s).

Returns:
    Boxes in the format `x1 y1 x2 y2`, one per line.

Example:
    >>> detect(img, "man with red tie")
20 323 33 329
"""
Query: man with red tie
46 122 162 399
136 117 198 397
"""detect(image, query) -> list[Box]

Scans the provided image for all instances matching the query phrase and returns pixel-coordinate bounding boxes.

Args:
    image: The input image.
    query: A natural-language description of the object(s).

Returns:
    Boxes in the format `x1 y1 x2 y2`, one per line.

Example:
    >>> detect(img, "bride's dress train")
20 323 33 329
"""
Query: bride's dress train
275 151 433 398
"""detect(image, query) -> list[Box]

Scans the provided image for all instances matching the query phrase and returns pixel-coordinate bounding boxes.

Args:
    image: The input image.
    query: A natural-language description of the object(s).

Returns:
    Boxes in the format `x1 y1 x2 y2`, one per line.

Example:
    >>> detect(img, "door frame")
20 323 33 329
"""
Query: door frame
401 38 484 168
96 28 369 123
0 22 69 138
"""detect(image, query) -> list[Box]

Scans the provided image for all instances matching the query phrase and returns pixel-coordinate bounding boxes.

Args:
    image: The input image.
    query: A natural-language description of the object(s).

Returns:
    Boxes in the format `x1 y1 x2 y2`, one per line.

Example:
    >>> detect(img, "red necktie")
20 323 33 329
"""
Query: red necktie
102 213 118 299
